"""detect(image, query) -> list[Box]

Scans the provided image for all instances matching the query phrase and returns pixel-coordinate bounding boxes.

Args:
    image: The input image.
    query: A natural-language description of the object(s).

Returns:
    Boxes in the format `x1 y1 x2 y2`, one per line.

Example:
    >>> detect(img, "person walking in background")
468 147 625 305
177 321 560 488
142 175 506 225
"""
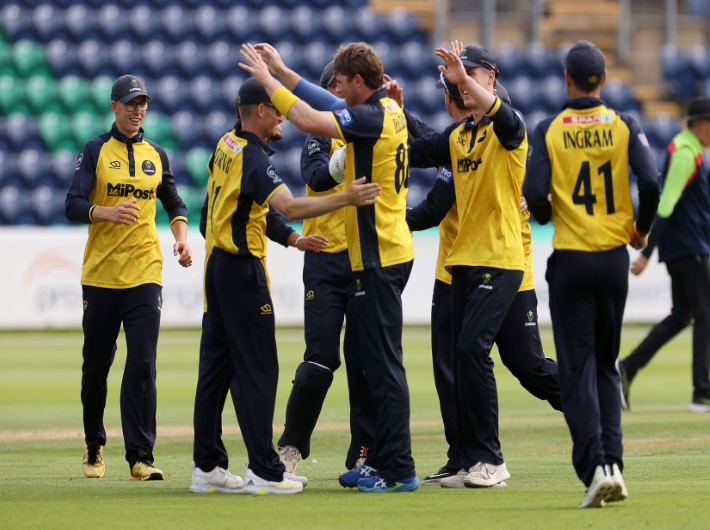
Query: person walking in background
523 40 660 508
617 96 710 413
239 41 419 493
191 78 380 495
65 74 193 481
276 60 376 475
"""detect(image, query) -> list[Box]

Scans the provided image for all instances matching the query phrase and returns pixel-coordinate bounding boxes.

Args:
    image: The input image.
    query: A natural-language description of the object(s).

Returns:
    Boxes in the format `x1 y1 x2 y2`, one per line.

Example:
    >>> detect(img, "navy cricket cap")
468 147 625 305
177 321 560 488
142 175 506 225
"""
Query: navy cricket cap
236 78 273 106
564 40 606 85
685 96 710 121
111 75 151 103
459 45 499 76
436 71 461 98
320 60 336 88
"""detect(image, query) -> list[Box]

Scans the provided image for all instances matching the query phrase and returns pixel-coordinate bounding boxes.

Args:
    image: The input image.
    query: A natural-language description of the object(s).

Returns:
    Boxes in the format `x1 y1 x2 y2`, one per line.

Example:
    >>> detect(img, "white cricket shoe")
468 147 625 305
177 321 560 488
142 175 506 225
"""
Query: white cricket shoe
579 465 614 508
279 445 302 474
605 463 629 503
440 469 467 489
242 465 303 495
189 466 244 494
284 471 309 488
463 461 511 488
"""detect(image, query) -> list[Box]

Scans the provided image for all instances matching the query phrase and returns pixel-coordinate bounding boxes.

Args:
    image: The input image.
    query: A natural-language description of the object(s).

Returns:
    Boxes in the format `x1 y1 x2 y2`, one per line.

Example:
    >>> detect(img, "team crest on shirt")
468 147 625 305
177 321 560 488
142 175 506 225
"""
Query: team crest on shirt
525 310 536 327
354 278 365 296
266 165 282 184
478 273 493 290
307 140 321 154
142 160 156 175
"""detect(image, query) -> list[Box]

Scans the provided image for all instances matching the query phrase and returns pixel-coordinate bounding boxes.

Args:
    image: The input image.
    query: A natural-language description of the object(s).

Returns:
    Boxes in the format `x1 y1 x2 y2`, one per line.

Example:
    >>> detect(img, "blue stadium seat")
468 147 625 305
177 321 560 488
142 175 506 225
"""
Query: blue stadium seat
226 5 260 41
45 39 81 77
153 75 183 115
64 5 99 43
645 113 681 147
538 75 566 113
321 6 354 43
383 9 423 45
110 40 144 79
0 149 21 189
189 76 222 114
412 76 441 115
194 6 230 43
4 113 44 151
0 4 34 42
372 41 399 76
523 41 557 79
31 3 65 43
203 111 232 147
127 5 162 44
0 185 32 225
278 120 307 150
399 41 437 78
162 5 198 44
258 6 290 42
602 79 640 112
77 39 114 79
290 6 320 45
51 149 78 189
16 147 53 189
31 184 68 225
172 110 207 149
493 42 523 78
300 42 332 80
524 110 549 135
206 40 235 80
174 41 209 78
353 8 386 43
95 4 130 43
220 75 244 116
506 76 540 114
142 39 176 79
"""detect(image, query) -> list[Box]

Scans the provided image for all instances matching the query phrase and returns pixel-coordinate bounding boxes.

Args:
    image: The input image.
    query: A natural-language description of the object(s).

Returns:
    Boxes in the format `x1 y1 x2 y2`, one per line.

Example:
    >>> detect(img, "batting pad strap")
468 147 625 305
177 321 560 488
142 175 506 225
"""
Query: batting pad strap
271 86 300 117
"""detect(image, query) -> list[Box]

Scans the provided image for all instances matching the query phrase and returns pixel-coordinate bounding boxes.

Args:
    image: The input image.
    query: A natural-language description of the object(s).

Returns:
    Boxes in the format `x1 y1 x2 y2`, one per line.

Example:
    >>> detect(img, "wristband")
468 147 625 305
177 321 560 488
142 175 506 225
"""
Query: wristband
294 236 303 248
271 86 300 117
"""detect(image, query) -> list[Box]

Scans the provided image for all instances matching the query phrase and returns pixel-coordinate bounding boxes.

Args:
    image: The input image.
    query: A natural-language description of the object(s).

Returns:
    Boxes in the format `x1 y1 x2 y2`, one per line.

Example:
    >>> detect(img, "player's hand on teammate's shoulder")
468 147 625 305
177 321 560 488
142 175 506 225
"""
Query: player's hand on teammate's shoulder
346 177 382 207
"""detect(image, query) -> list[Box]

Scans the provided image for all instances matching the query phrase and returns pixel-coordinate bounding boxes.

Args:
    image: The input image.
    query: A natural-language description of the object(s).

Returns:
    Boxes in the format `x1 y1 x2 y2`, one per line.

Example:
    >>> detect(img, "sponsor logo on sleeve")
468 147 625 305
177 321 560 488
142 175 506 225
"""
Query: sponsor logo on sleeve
436 166 453 183
335 109 353 127
266 165 282 184
75 153 84 171
307 140 321 154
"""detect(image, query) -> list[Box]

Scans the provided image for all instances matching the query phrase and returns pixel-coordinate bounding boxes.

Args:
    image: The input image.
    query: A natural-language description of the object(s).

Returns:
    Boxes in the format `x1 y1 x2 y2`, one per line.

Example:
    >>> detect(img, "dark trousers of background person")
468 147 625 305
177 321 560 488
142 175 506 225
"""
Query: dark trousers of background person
278 250 376 468
546 246 628 486
193 249 284 482
621 254 710 401
348 260 415 481
81 283 161 465
496 289 562 411
451 266 523 468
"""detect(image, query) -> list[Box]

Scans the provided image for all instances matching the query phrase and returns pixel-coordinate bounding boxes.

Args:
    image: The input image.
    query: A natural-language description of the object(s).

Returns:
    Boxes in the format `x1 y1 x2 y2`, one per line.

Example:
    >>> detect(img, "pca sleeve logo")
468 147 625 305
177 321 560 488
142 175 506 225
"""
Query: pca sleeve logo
266 165 282 184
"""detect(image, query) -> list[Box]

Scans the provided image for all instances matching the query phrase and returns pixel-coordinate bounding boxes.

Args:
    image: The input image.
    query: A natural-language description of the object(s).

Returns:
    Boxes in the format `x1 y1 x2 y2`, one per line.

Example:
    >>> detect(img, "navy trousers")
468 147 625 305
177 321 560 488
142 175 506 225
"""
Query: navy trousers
348 261 415 481
193 250 284 481
546 246 628 486
81 283 161 465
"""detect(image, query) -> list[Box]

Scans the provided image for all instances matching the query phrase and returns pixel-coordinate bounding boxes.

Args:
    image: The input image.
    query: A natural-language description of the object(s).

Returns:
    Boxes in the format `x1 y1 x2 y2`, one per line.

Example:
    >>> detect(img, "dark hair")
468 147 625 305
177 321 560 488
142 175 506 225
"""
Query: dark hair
333 42 384 90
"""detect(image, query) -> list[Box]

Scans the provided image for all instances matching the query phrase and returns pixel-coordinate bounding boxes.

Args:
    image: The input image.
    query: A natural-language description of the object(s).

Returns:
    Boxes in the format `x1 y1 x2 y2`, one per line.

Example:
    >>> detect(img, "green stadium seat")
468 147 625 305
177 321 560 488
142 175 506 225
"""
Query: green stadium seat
89 75 114 112
11 40 52 79
39 111 79 153
0 76 30 115
142 112 180 151
0 40 15 77
57 75 94 114
185 147 212 188
25 74 62 115
71 111 107 146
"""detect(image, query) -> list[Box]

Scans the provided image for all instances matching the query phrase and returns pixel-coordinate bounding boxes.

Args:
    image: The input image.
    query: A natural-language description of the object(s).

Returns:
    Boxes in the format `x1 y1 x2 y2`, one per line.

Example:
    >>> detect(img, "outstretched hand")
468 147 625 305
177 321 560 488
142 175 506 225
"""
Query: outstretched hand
435 40 467 86
238 43 273 86
346 177 382 207
254 43 286 76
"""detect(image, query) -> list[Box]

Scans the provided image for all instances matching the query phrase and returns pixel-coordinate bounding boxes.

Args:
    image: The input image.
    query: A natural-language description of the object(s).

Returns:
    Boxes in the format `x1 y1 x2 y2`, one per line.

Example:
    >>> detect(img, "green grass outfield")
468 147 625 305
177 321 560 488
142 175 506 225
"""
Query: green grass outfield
0 325 707 529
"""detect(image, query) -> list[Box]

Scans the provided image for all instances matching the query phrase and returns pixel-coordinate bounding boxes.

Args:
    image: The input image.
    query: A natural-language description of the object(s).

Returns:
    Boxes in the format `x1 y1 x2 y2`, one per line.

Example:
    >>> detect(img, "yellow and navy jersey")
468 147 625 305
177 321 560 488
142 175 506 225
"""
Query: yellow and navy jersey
410 98 527 273
329 88 414 271
524 97 660 251
300 135 347 253
65 123 187 289
202 129 286 261
407 166 535 290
